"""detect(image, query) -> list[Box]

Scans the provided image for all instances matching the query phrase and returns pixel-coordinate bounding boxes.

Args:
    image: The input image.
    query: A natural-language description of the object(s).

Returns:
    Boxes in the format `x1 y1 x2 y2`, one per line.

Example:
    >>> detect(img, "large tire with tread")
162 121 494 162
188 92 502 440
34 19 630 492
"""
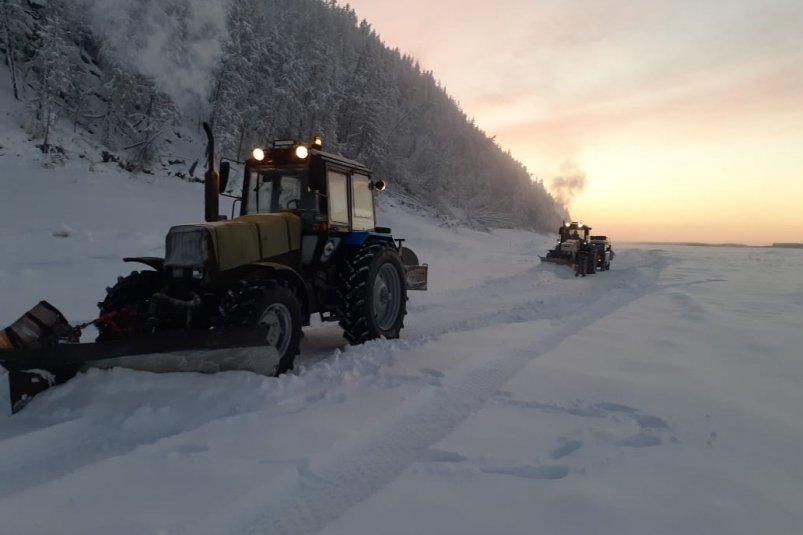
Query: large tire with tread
574 252 586 277
338 242 407 345
219 280 302 375
96 270 162 341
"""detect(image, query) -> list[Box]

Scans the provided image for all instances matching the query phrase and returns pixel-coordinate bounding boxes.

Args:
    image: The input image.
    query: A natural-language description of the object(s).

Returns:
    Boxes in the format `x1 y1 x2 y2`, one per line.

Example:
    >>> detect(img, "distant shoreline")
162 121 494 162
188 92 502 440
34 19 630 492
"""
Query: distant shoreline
622 242 803 249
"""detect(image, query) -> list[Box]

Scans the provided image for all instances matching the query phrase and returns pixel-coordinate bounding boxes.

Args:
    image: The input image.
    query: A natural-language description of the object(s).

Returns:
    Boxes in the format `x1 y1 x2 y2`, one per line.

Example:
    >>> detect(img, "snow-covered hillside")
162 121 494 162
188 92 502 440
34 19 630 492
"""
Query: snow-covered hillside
2 113 803 534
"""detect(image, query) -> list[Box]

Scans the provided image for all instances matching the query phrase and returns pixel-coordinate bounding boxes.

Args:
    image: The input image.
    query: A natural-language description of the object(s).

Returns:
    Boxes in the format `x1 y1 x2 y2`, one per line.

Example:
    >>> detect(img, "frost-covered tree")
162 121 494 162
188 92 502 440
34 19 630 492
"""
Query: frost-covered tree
0 0 28 100
99 67 178 166
28 14 73 151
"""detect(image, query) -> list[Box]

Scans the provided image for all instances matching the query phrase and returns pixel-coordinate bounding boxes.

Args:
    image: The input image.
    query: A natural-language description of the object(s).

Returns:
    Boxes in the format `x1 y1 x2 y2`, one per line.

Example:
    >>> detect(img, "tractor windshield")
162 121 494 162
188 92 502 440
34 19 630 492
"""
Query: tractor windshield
245 167 315 214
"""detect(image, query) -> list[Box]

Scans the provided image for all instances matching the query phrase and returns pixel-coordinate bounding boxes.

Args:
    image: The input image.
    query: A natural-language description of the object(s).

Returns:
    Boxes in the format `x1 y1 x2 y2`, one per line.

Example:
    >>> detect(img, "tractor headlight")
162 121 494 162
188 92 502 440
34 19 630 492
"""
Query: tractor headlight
165 226 212 271
295 145 309 159
252 148 265 161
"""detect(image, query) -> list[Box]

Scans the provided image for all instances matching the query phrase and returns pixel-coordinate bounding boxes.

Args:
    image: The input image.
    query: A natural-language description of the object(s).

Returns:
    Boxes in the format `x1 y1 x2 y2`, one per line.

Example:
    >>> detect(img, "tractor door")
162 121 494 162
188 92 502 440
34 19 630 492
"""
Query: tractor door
350 173 375 231
322 168 376 231
326 169 350 232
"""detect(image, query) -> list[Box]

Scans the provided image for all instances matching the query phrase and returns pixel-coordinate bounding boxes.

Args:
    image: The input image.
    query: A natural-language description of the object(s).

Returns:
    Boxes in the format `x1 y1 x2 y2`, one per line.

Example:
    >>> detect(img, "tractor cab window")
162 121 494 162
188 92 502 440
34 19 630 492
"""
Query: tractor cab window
246 168 312 214
327 170 349 227
351 173 375 231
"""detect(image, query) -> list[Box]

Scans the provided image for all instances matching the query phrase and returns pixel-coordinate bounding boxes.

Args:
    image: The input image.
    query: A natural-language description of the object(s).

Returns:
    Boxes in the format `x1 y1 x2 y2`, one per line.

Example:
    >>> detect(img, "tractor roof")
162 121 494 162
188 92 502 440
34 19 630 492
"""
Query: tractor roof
312 149 371 175
565 221 591 230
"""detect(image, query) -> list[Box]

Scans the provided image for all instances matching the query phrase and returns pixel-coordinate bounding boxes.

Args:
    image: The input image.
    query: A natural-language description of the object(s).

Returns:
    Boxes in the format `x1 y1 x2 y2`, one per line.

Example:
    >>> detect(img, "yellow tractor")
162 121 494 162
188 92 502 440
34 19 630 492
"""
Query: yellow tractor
1 124 428 412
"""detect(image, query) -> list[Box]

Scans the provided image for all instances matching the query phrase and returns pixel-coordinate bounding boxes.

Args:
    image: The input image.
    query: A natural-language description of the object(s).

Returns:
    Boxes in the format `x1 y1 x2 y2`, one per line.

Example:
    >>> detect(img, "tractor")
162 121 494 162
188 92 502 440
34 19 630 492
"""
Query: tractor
539 221 603 277
1 123 427 412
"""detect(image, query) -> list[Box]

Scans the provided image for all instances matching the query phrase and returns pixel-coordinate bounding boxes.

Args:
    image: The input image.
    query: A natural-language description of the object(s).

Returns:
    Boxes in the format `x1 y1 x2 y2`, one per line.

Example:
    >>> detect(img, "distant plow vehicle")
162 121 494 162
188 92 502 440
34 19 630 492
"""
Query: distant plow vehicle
540 221 614 276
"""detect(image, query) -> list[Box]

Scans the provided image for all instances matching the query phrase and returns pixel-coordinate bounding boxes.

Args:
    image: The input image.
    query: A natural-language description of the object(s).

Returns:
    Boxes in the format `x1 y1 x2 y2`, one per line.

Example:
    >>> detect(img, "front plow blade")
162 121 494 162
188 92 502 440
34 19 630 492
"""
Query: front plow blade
1 302 274 413
539 255 573 266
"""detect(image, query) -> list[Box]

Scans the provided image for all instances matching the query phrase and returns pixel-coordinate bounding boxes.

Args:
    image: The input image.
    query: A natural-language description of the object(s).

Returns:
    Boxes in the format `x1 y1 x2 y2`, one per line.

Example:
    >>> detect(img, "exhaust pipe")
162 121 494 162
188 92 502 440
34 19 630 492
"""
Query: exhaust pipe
202 122 220 223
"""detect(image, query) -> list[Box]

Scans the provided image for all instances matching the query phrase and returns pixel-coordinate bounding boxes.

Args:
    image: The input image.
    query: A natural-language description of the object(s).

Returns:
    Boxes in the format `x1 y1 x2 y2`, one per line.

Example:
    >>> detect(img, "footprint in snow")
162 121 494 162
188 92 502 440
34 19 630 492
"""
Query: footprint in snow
617 432 662 448
417 448 468 463
549 440 582 460
420 368 444 386
171 444 209 455
481 464 570 480
595 401 638 413
632 413 670 430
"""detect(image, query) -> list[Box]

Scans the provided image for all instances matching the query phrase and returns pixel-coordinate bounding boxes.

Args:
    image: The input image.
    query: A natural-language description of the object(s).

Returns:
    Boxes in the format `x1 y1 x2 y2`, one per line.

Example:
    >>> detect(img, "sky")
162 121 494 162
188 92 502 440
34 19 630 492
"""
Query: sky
345 0 803 244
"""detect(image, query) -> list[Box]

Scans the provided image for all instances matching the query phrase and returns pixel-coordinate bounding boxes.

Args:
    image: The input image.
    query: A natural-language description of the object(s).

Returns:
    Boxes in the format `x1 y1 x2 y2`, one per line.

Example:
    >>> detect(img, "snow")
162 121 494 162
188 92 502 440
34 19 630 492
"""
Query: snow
2 92 803 535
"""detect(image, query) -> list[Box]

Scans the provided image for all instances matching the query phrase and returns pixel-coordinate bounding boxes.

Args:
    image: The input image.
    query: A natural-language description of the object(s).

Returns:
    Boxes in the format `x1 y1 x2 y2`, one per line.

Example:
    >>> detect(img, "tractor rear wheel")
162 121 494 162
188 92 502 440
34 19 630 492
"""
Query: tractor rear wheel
220 280 302 375
96 270 161 341
338 242 407 345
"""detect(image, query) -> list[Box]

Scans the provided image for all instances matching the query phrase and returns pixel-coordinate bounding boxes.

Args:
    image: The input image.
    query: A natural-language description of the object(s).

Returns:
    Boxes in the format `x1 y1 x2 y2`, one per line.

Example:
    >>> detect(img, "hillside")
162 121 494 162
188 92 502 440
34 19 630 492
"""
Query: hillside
1 0 562 231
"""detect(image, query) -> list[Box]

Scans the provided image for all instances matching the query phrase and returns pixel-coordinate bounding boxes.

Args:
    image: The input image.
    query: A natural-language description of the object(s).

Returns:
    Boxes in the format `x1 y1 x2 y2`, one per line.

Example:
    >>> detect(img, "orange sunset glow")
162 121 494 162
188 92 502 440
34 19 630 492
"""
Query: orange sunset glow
346 0 803 244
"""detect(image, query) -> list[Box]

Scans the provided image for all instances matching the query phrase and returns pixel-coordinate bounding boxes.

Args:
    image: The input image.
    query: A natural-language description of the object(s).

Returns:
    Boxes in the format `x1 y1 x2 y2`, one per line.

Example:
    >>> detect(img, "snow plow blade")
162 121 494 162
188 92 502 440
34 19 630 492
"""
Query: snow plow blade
0 302 271 413
539 255 573 266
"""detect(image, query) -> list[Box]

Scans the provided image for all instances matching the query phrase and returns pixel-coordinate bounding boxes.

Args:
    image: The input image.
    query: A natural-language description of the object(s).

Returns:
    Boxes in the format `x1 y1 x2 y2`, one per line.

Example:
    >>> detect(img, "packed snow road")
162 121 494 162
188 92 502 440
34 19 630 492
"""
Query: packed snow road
0 237 663 535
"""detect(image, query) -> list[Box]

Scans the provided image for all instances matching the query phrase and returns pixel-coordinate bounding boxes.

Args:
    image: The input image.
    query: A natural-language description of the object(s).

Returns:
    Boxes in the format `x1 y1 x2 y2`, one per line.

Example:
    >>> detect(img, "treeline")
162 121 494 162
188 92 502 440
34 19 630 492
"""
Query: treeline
1 0 561 231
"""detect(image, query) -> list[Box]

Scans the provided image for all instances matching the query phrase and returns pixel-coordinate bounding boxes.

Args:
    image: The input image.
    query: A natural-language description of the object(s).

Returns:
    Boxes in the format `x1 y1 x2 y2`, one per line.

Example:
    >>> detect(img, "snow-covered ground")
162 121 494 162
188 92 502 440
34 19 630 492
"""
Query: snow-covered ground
2 112 803 535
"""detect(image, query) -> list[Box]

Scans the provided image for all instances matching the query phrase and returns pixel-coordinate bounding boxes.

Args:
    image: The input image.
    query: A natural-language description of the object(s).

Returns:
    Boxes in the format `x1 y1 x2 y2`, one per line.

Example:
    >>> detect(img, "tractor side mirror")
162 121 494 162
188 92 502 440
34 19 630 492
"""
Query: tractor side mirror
219 161 230 193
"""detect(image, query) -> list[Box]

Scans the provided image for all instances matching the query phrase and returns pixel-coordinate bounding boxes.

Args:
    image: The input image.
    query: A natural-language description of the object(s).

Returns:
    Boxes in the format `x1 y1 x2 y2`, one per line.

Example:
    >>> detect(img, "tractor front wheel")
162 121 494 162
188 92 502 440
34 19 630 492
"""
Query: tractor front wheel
220 280 302 375
96 270 161 341
338 243 407 345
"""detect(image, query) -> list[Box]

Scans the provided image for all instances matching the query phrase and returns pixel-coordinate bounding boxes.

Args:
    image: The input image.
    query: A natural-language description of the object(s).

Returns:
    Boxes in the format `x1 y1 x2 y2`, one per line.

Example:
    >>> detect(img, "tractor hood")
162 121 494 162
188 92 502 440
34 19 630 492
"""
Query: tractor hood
165 213 301 271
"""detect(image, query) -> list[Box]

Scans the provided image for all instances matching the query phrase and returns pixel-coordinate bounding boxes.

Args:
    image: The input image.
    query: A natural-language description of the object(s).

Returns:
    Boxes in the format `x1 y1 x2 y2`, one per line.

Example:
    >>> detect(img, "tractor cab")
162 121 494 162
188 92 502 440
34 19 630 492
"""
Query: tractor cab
236 139 382 232
223 138 390 272
556 221 590 257
558 222 590 244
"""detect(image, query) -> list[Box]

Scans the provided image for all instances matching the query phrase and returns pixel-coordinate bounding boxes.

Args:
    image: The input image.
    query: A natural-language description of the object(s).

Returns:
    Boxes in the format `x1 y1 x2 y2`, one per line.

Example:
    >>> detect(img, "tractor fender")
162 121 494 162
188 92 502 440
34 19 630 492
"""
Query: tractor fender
400 246 419 266
123 256 164 272
244 262 315 324
343 231 395 247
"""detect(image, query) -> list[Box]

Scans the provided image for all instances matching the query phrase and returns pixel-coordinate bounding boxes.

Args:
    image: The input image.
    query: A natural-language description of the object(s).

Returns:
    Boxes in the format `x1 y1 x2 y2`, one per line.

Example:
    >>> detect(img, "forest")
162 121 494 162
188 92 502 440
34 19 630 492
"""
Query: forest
1 0 563 231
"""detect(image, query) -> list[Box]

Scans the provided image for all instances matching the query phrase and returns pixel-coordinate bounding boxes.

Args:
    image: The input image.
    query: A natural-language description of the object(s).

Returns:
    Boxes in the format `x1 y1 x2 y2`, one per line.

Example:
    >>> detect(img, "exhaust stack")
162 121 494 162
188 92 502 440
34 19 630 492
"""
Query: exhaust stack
202 122 220 222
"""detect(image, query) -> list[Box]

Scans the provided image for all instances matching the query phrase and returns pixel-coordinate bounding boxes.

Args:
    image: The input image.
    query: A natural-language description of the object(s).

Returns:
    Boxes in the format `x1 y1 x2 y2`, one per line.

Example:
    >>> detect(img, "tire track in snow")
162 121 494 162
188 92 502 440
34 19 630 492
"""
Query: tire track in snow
405 250 667 342
198 252 667 535
0 252 665 505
